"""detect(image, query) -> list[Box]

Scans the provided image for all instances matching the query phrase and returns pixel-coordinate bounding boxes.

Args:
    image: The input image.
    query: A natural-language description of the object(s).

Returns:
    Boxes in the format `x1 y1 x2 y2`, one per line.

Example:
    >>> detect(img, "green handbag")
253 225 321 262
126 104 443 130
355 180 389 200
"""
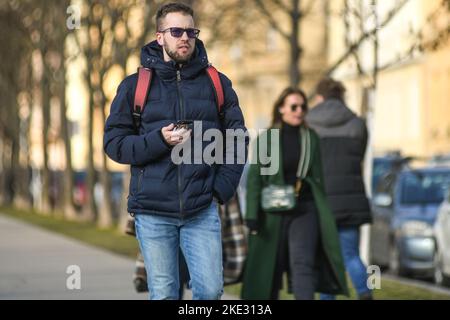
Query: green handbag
260 127 311 213
261 184 297 212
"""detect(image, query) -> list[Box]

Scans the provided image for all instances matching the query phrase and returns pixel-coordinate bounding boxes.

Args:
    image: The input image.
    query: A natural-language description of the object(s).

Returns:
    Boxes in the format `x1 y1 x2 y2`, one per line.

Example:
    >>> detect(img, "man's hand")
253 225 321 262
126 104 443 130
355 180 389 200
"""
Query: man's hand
161 123 191 146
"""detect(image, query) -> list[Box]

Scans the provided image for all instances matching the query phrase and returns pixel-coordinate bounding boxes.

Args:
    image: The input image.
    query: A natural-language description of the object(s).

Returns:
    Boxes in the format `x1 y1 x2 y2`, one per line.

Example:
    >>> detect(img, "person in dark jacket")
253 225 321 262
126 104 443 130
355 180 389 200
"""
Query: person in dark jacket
103 3 247 300
241 88 348 300
306 78 373 300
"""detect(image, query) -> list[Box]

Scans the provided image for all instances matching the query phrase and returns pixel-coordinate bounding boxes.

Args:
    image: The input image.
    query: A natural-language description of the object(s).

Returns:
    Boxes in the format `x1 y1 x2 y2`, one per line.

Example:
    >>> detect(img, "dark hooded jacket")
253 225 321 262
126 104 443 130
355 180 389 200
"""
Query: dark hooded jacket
103 39 247 218
306 99 371 227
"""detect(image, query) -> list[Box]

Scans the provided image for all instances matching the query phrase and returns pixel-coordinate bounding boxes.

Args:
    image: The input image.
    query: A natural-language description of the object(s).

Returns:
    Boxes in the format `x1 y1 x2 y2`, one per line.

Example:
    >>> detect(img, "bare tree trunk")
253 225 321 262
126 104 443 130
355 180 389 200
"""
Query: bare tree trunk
85 84 97 222
10 128 21 207
4 91 22 209
1 140 13 205
13 60 33 210
289 0 302 86
98 160 113 228
53 0 77 221
6 91 24 209
40 69 51 214
98 93 113 228
59 65 77 220
253 0 304 86
0 136 4 205
372 0 379 91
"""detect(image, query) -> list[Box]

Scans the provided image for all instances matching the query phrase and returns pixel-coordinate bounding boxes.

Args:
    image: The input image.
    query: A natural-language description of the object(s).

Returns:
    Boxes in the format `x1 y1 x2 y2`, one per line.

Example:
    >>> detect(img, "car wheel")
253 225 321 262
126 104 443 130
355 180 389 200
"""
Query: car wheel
444 275 450 288
434 251 450 287
434 252 444 285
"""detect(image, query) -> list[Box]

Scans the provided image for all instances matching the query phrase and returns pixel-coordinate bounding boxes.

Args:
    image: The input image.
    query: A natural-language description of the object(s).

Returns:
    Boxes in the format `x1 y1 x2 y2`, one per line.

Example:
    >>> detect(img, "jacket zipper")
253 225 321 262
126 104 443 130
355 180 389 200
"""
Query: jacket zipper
176 70 184 216
137 169 144 193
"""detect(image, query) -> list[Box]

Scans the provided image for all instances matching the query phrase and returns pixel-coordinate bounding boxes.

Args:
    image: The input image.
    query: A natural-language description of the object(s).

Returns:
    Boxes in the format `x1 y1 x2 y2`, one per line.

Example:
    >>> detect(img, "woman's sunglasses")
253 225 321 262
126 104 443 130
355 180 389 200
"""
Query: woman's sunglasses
159 27 200 39
290 103 306 112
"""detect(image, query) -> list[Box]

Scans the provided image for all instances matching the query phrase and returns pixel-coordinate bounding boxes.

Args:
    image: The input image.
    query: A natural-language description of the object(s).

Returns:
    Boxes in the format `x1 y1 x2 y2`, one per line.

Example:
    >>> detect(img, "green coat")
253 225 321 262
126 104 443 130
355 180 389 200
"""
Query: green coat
241 125 349 299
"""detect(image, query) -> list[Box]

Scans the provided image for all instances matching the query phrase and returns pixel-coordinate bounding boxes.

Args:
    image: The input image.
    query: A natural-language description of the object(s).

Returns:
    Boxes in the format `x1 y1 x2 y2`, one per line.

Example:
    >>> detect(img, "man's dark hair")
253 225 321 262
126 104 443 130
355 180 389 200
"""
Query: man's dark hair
316 77 346 101
156 2 194 31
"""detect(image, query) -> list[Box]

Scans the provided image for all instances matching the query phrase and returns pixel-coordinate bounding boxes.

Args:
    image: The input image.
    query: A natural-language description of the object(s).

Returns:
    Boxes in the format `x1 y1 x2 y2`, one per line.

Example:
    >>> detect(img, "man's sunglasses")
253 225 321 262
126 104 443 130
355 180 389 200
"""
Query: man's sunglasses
158 27 200 39
290 103 307 112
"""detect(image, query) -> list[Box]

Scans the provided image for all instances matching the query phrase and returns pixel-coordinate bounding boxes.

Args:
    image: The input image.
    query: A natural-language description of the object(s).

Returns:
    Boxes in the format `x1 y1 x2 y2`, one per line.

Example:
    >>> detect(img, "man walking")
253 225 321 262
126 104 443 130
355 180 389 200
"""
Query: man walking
306 78 373 300
104 2 247 300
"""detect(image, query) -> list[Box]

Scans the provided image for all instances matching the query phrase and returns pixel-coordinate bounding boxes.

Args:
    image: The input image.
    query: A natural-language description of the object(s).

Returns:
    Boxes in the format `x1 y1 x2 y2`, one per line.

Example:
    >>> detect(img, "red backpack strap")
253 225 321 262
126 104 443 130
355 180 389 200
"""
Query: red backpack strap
206 65 225 119
133 67 153 129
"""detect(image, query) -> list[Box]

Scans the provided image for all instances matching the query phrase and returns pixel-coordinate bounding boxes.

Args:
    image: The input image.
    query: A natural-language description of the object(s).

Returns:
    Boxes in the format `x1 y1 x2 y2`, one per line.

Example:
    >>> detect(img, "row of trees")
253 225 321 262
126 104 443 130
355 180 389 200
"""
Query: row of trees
0 0 160 227
0 0 448 229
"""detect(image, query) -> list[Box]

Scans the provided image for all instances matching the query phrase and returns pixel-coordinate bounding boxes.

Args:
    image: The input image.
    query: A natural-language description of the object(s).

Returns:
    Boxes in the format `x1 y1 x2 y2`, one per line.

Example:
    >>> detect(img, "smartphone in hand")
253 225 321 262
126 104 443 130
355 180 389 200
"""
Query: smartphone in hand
174 120 194 131
172 120 193 143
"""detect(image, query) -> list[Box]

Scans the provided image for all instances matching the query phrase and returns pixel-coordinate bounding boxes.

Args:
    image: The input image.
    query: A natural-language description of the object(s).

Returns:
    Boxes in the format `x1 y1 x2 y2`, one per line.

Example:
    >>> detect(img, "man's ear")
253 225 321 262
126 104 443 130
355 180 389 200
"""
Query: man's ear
156 33 164 46
314 95 325 106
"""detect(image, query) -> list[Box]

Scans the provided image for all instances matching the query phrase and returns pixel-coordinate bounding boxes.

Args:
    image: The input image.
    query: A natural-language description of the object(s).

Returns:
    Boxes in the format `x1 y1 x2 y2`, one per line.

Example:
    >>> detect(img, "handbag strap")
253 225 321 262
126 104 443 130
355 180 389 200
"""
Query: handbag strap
295 127 311 193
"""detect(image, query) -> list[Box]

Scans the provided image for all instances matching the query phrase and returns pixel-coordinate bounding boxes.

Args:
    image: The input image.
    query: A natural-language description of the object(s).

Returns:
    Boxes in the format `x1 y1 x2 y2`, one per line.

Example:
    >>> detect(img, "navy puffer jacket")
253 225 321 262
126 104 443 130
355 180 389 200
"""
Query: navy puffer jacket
103 39 248 218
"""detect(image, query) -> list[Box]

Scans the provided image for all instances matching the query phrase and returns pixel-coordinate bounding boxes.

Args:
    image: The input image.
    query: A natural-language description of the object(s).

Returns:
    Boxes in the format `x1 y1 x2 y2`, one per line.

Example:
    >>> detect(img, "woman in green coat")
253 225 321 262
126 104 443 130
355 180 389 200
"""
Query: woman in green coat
241 87 348 300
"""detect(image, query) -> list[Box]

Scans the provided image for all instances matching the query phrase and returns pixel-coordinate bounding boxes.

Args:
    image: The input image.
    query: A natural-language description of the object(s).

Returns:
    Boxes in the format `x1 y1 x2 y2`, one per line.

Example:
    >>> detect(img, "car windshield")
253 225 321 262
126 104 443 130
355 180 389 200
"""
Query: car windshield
400 171 450 205
372 160 393 191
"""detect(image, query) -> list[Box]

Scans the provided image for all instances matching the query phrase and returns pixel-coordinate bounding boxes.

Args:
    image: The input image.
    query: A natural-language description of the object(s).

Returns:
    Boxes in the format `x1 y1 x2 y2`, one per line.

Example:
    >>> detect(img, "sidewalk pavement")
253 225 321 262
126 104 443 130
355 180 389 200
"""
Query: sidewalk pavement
0 214 237 300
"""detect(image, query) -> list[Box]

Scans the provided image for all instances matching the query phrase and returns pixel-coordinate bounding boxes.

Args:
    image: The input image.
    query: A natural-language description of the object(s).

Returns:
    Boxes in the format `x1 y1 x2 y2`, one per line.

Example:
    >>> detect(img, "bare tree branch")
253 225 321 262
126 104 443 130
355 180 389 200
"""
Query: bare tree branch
271 0 291 14
302 0 316 17
325 0 410 76
378 2 450 72
254 0 290 40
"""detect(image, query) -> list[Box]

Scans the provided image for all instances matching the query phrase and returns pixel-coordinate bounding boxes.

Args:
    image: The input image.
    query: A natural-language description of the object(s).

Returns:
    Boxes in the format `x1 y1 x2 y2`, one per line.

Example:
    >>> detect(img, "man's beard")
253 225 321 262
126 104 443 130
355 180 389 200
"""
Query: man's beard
164 43 194 64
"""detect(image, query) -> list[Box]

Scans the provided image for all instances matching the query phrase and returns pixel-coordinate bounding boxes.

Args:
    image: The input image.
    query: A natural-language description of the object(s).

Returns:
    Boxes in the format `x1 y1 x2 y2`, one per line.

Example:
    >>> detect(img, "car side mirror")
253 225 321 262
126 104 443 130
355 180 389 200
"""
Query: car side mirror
373 193 393 207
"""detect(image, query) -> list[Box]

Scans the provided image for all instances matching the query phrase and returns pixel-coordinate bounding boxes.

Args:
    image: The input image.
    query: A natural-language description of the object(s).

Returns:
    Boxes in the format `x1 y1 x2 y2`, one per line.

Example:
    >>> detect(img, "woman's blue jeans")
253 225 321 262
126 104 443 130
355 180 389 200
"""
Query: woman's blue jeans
320 227 371 300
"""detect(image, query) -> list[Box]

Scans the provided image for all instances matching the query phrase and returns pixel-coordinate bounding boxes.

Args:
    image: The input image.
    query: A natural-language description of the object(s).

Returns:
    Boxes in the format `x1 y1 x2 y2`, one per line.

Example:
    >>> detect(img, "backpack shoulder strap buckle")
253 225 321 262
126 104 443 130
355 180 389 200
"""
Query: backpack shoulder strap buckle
132 67 153 130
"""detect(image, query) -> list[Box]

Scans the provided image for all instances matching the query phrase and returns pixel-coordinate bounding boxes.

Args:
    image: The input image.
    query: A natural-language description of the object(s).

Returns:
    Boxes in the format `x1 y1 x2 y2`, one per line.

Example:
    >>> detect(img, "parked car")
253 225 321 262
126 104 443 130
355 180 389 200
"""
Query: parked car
370 166 450 281
434 188 450 286
372 153 411 194
429 153 450 168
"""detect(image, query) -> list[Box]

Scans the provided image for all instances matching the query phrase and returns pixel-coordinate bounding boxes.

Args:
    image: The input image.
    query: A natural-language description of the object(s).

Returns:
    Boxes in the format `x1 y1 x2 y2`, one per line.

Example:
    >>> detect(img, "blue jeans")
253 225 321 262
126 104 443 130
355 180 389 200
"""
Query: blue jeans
135 202 223 300
321 227 371 300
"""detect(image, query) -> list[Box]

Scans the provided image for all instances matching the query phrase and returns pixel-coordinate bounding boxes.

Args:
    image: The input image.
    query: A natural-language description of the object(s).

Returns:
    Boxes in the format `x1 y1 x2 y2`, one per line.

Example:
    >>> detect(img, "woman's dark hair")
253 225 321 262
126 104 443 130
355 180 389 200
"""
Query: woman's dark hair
271 87 308 127
315 77 346 101
156 3 194 31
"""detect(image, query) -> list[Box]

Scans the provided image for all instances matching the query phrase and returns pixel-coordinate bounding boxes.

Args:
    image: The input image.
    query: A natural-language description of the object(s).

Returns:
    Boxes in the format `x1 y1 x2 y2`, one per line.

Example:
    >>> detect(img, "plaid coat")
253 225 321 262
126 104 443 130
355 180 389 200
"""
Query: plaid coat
219 193 247 285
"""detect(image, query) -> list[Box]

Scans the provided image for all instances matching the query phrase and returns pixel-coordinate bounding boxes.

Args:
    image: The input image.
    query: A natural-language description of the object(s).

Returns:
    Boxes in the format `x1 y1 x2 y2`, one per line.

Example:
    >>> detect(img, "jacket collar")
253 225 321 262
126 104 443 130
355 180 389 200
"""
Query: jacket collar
306 98 355 128
263 124 312 184
140 39 210 81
